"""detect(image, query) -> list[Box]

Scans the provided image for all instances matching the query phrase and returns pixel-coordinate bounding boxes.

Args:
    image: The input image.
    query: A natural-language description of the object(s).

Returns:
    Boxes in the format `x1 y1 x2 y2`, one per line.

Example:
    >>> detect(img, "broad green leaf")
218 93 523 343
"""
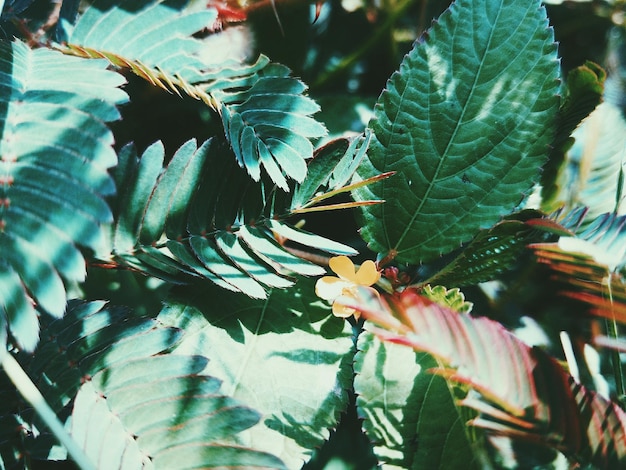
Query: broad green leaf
354 0 559 264
0 40 127 350
158 278 354 469
354 331 480 469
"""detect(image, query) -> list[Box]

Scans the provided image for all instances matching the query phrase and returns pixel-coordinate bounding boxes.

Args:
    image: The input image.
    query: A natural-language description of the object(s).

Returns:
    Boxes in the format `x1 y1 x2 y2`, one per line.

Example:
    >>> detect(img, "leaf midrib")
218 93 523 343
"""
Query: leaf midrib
390 0 505 255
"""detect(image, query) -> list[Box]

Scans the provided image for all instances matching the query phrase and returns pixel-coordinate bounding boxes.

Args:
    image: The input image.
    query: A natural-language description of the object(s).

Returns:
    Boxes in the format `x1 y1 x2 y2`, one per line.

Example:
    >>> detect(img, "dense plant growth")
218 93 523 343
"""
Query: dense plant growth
0 0 626 468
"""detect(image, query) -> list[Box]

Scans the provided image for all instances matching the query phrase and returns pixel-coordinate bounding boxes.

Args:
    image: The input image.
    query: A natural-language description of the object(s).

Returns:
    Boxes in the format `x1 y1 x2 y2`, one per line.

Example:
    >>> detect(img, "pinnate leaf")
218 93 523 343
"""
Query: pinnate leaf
0 40 127 350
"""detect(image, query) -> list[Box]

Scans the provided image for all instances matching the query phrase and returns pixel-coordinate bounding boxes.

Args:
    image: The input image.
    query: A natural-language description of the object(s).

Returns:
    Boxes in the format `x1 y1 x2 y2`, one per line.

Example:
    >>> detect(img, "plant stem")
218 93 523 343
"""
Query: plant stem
605 273 626 409
1 352 96 470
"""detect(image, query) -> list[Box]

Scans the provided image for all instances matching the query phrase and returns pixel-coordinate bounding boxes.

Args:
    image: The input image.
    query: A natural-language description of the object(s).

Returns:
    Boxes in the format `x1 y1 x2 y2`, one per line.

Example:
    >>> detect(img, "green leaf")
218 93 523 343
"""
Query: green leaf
111 139 352 298
4 300 285 468
69 0 217 83
354 330 480 469
0 40 127 350
157 278 354 468
71 359 285 469
423 211 548 287
541 61 605 210
421 285 473 313
354 0 559 264
69 1 325 189
291 132 371 212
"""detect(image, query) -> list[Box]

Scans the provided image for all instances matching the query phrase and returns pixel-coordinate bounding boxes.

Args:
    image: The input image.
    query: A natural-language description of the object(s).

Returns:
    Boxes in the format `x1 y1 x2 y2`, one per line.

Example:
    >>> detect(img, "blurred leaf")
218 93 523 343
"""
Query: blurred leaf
541 61 605 210
531 211 626 324
158 277 354 468
354 0 559 263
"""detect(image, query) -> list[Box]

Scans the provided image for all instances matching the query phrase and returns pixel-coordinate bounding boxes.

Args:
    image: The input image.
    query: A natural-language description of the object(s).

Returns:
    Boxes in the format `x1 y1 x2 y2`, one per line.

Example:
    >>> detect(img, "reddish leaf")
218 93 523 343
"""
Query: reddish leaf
339 287 626 469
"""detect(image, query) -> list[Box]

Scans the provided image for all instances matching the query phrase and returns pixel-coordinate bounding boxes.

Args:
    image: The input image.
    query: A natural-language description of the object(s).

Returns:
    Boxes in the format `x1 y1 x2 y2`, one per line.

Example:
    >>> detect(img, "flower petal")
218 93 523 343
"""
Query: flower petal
315 276 351 301
329 256 358 282
355 260 380 286
332 299 359 319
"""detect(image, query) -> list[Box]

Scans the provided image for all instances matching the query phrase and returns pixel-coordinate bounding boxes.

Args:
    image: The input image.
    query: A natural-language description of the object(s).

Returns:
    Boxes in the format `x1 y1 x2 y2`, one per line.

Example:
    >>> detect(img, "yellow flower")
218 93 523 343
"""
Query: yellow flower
315 256 380 319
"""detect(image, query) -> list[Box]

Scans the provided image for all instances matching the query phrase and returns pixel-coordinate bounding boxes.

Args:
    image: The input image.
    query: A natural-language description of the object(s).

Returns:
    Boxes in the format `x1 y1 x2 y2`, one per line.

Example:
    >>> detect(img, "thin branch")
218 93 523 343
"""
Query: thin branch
1 352 96 470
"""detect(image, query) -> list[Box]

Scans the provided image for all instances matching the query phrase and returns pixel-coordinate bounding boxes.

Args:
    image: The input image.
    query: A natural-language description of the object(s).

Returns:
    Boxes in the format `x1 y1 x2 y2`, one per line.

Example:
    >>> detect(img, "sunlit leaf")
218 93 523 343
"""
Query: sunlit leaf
158 278 353 468
354 0 559 263
0 40 127 350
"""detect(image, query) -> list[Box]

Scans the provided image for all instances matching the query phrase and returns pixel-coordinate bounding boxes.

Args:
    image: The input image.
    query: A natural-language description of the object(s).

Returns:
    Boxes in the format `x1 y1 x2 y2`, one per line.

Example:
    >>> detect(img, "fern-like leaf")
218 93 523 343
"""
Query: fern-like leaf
216 62 326 190
423 211 553 287
67 0 326 189
110 138 355 299
0 40 127 351
3 300 285 468
344 287 626 469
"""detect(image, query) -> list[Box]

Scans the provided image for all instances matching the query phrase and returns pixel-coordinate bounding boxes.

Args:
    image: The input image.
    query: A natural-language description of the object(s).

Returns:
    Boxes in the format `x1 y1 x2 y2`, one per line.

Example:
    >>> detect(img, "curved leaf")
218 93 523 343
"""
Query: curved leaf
354 330 481 469
354 0 559 263
157 278 354 469
344 288 626 469
558 102 626 219
218 63 326 189
0 40 127 350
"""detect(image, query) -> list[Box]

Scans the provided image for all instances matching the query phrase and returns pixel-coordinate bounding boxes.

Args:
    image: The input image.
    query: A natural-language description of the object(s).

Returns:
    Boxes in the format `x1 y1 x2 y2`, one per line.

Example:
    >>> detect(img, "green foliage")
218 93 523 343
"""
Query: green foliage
0 0 624 469
354 330 481 469
158 278 353 468
354 0 560 264
0 40 127 351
